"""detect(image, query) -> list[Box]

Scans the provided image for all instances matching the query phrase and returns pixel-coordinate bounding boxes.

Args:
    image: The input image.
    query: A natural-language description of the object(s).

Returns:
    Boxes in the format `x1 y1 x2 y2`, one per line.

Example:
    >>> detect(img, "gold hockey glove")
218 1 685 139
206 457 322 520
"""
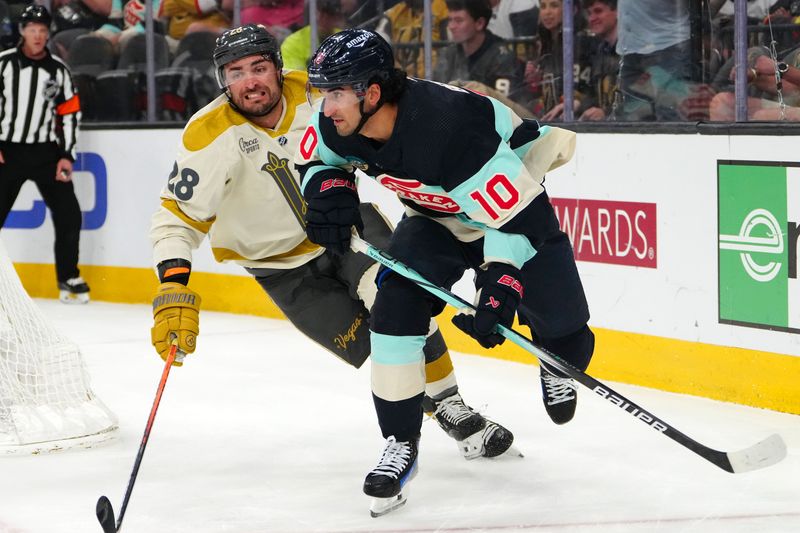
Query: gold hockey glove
151 282 201 366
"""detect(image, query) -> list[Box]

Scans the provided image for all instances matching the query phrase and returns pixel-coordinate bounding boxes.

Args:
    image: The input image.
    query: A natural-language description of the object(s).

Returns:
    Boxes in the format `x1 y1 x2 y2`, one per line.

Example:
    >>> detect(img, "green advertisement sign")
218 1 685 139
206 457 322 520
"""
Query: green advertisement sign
718 161 799 333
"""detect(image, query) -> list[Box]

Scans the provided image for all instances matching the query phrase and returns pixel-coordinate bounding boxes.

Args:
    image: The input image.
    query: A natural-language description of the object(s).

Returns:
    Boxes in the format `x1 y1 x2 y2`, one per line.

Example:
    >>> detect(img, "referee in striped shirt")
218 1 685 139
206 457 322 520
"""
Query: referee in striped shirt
0 4 90 304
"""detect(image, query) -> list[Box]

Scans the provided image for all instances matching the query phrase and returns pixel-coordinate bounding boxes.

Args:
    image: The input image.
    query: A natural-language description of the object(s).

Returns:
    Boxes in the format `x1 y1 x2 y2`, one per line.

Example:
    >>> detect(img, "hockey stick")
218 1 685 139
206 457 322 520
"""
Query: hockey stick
96 342 179 532
350 235 787 474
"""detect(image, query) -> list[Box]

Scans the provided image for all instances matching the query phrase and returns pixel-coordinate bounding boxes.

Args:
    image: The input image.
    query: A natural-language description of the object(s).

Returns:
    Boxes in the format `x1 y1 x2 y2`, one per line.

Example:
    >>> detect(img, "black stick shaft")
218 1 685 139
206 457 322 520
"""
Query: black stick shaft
350 236 785 474
114 344 178 531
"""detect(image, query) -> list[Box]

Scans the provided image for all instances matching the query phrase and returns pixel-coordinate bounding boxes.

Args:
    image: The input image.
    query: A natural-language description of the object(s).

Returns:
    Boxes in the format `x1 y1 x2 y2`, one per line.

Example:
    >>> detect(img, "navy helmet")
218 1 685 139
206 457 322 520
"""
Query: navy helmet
213 24 282 90
20 4 52 28
307 29 395 92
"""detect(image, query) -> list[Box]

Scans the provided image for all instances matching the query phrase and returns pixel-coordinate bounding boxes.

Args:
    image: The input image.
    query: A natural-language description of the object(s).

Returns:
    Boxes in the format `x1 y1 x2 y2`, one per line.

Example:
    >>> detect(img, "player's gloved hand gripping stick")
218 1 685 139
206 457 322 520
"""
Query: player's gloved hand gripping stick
151 282 201 366
349 235 787 474
452 262 524 349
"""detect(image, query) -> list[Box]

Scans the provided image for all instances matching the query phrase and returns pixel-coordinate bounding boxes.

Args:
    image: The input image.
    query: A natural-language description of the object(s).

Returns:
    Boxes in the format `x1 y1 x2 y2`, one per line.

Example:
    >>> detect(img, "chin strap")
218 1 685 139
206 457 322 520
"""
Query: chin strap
351 96 384 136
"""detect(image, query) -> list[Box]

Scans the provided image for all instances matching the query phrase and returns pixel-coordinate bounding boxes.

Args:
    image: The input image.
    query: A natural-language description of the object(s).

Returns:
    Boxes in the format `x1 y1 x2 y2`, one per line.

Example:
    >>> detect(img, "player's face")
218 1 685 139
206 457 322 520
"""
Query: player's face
539 0 563 32
20 23 49 58
223 56 282 116
447 10 480 44
319 87 365 136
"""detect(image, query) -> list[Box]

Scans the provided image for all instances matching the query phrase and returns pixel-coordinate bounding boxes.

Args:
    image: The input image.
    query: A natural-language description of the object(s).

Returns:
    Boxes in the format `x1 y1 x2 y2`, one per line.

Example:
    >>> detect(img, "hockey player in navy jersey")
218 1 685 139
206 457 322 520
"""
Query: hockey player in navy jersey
149 24 515 481
297 29 595 515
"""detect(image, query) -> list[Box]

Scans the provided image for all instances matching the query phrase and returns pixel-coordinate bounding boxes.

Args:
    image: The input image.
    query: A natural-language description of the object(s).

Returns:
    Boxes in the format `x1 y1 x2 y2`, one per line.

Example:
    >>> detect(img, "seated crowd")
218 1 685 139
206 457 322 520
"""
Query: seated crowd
3 0 799 122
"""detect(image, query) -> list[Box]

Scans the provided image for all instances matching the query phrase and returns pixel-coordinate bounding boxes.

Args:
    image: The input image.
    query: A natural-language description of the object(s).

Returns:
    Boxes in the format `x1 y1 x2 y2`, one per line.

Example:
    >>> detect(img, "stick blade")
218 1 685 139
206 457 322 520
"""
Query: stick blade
96 495 117 533
727 433 787 473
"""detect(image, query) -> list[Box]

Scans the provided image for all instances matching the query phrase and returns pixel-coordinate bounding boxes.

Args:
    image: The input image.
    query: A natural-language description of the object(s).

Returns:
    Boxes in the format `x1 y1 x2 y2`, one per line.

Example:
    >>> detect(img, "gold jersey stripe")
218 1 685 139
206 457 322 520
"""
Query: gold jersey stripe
161 199 215 233
183 103 245 152
212 237 320 262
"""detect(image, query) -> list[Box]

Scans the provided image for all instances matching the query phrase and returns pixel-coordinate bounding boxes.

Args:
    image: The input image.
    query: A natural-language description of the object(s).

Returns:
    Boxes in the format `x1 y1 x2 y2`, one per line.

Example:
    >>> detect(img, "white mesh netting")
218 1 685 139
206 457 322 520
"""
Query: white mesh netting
0 238 117 455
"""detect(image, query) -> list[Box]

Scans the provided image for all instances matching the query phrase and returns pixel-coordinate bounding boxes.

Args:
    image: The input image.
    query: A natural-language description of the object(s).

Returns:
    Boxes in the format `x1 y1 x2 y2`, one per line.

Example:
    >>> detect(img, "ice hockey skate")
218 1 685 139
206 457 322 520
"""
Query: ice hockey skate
364 436 418 517
58 277 90 304
540 363 578 424
427 393 519 460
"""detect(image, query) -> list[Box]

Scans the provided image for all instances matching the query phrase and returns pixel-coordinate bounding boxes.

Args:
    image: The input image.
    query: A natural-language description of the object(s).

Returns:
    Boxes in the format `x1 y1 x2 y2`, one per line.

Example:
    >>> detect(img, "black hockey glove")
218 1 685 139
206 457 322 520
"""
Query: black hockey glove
303 175 363 255
452 263 524 349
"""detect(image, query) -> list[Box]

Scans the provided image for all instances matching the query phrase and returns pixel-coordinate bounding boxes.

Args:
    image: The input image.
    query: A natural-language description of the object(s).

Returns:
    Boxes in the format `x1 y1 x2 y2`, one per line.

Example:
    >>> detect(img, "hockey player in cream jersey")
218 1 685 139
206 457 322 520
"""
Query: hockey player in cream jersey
149 24 516 473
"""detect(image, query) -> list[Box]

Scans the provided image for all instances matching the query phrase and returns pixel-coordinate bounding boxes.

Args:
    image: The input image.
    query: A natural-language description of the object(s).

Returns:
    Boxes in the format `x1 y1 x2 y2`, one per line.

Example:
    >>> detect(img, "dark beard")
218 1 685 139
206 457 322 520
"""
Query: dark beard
243 99 280 117
235 93 281 118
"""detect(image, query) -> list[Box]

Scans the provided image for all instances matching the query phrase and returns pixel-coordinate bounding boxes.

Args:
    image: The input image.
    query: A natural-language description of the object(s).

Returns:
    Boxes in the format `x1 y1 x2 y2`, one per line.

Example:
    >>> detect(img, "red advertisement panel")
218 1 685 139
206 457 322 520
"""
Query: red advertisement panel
551 198 657 268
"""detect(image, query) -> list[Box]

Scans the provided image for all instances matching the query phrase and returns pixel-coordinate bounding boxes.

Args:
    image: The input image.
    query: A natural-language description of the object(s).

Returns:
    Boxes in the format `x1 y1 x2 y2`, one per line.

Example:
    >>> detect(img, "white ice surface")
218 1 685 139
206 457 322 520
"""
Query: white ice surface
0 300 798 533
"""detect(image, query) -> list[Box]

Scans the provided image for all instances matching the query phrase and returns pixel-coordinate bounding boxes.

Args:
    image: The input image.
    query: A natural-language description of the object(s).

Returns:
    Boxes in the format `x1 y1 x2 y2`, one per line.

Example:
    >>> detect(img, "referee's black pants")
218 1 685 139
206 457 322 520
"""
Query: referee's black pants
0 142 82 283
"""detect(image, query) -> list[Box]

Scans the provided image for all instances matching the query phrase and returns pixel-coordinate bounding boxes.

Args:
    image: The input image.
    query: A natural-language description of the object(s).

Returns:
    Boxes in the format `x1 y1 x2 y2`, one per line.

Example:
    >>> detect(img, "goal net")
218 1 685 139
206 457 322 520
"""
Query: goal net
0 238 117 455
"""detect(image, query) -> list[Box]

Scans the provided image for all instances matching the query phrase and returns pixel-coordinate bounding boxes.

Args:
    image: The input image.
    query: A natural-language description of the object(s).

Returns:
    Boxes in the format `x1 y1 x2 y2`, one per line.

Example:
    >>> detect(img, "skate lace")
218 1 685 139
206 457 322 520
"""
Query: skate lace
482 421 501 441
370 436 412 479
542 373 577 405
65 277 86 288
433 394 476 425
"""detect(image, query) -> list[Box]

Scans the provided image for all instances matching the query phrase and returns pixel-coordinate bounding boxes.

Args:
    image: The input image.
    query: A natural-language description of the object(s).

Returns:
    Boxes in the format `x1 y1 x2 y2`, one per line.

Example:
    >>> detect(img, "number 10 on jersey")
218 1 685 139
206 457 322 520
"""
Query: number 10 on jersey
469 174 519 220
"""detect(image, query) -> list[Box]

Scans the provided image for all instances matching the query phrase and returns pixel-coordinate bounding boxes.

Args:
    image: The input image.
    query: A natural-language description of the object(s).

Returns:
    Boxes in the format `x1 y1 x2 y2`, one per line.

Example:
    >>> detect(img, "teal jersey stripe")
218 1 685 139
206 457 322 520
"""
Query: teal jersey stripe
455 214 536 268
487 96 515 142
484 228 537 267
370 332 426 365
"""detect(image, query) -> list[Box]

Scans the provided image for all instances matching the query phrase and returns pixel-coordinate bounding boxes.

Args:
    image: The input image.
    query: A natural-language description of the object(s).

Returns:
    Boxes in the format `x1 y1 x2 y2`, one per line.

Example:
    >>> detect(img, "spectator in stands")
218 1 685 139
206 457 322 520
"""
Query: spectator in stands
220 0 304 43
51 0 111 34
0 5 90 303
344 0 382 29
710 1 790 58
433 0 523 101
710 0 784 25
280 0 348 71
487 0 539 39
763 0 800 23
522 0 592 120
94 0 158 53
709 45 800 121
759 0 800 51
613 0 698 121
374 0 449 77
712 0 781 16
159 0 230 49
578 0 618 120
47 0 112 58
